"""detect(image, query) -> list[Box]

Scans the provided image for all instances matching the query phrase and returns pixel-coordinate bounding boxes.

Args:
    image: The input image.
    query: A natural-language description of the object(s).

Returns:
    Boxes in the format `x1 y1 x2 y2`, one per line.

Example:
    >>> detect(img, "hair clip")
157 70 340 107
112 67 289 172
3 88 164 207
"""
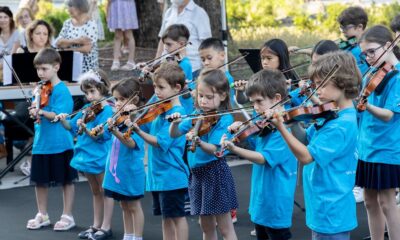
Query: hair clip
78 70 102 84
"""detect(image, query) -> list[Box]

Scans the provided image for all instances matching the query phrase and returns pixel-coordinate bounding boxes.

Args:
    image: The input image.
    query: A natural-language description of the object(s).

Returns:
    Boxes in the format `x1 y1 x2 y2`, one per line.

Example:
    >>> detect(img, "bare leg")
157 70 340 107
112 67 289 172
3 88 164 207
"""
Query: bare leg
127 200 144 237
200 215 218 240
85 173 104 228
120 201 134 234
216 212 238 240
123 30 136 63
162 218 176 240
172 216 188 240
364 189 385 240
378 189 400 240
62 183 75 216
100 196 114 230
113 30 123 62
35 186 49 215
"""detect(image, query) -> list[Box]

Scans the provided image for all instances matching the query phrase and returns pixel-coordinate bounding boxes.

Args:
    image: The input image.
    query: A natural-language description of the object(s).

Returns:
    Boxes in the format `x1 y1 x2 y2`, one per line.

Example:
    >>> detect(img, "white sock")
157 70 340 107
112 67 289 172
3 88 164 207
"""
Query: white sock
134 237 143 240
123 233 134 240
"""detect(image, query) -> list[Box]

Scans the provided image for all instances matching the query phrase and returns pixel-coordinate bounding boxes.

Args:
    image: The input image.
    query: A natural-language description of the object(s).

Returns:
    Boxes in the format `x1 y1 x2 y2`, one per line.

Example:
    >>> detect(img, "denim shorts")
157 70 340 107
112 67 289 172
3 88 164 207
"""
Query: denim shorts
312 231 350 240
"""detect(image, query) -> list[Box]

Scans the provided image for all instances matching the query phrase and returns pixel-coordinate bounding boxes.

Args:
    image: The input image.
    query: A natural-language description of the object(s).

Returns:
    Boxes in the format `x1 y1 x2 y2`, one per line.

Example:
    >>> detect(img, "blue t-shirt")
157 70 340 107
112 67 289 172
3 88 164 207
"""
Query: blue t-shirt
179 57 194 115
288 88 307 108
68 104 113 174
358 71 400 164
32 81 74 154
178 112 233 168
349 45 369 76
103 134 145 197
142 105 189 191
247 130 297 228
304 107 358 234
225 71 237 108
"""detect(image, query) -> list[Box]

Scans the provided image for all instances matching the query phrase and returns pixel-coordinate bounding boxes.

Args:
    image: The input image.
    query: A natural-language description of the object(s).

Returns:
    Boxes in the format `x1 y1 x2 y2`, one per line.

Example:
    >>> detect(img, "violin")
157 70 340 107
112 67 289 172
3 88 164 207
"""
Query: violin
77 102 104 135
337 37 357 50
298 80 315 97
32 81 53 123
281 102 339 124
123 101 174 139
187 115 220 152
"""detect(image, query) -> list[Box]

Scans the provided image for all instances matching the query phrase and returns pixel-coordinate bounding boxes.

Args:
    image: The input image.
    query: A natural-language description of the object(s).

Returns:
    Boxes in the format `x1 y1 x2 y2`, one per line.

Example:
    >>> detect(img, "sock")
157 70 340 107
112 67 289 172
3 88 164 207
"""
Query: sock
134 237 143 240
123 233 134 240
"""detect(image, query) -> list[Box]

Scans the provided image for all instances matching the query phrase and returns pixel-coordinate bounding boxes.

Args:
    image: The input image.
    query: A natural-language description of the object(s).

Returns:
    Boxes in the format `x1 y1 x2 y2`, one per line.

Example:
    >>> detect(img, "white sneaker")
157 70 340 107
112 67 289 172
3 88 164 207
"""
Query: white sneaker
20 160 31 176
396 192 400 205
250 229 256 236
353 186 364 203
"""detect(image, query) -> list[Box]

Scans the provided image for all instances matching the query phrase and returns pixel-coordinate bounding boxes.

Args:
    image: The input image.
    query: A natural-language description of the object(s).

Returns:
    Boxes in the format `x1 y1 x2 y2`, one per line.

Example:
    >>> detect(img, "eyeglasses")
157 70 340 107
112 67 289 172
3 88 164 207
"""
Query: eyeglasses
359 45 383 61
339 24 355 32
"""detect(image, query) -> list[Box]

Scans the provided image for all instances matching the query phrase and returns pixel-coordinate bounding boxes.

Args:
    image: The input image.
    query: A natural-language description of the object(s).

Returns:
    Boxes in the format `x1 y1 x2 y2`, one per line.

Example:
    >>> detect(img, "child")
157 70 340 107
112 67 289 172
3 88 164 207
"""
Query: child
169 69 238 239
54 70 113 239
129 62 189 240
160 23 193 114
90 79 145 240
390 14 400 36
26 48 77 231
234 39 303 108
356 25 400 240
268 51 361 239
221 69 297 240
108 0 139 71
337 6 369 75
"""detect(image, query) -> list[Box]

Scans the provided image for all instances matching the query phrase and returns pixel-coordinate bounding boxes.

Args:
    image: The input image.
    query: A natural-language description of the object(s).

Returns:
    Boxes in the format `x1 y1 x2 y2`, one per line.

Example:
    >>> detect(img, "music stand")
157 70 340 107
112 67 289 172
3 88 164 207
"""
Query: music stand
238 48 261 73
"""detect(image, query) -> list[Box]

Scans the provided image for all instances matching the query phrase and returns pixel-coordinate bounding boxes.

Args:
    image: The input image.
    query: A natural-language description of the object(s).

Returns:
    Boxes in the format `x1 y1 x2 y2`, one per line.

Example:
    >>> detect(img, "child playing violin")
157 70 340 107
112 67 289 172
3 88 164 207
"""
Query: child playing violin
168 69 238 240
356 25 400 240
53 69 113 239
127 62 189 240
266 51 361 240
27 48 77 231
90 79 145 240
220 69 297 240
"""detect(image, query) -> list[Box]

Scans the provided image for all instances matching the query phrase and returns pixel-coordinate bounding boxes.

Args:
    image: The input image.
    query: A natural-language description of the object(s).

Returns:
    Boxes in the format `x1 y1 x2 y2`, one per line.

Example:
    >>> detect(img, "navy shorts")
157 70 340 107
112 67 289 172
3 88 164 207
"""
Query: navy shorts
255 224 292 240
104 189 143 201
152 188 187 218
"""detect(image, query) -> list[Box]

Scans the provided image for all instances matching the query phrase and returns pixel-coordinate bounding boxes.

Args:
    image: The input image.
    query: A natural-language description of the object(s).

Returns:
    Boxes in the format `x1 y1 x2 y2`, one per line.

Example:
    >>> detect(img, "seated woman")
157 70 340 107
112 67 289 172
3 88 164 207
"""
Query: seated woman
14 7 34 49
55 0 98 72
16 20 54 53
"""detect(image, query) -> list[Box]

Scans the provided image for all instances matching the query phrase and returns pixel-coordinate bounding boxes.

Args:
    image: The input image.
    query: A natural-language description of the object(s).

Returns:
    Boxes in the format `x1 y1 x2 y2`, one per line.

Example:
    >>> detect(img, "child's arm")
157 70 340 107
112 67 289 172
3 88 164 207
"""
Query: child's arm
108 118 136 148
366 103 395 122
221 134 265 164
168 112 184 138
54 113 72 130
127 119 159 147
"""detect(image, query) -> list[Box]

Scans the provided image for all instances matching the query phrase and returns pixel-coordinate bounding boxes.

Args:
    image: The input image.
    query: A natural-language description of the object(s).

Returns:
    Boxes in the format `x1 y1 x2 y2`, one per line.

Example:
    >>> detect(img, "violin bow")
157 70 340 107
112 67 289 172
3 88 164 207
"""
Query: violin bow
141 42 192 68
63 96 115 119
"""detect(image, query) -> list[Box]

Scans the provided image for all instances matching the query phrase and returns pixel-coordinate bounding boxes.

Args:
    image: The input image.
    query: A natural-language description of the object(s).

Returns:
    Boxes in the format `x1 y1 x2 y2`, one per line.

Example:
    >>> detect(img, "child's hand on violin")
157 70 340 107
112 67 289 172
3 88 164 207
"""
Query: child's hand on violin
77 119 86 129
220 134 234 150
124 103 137 113
263 109 285 128
233 80 248 91
186 131 199 142
228 121 243 134
288 46 300 54
106 118 115 128
90 124 104 136
286 79 292 88
167 112 182 123
125 118 140 132
28 106 39 118
53 113 68 122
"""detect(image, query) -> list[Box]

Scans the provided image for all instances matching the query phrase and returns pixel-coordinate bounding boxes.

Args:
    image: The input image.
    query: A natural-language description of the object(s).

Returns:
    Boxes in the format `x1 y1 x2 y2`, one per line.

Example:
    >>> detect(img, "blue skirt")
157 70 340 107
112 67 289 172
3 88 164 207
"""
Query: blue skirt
356 159 400 190
189 158 238 215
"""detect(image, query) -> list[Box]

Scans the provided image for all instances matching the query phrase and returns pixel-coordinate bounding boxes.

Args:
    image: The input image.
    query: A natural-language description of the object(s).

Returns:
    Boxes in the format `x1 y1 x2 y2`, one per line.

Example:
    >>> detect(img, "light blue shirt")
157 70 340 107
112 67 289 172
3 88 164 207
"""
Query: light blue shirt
32 81 74 154
178 112 233 168
179 57 194 114
225 71 238 108
103 134 145 197
358 70 400 164
349 45 369 76
69 104 113 174
288 88 307 108
305 107 358 234
143 105 189 191
247 130 297 228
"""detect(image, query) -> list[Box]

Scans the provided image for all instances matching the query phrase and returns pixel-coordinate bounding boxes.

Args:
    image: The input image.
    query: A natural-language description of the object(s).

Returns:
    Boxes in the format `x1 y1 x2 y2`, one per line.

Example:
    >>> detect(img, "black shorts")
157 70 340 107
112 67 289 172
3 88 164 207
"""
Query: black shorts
255 223 292 240
152 188 187 218
104 189 143 201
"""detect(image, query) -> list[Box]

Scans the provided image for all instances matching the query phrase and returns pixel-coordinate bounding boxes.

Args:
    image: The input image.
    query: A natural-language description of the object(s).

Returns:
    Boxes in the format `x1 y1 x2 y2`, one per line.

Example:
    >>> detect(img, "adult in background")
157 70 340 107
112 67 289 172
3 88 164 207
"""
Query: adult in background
14 7 34 49
156 0 211 78
55 0 98 72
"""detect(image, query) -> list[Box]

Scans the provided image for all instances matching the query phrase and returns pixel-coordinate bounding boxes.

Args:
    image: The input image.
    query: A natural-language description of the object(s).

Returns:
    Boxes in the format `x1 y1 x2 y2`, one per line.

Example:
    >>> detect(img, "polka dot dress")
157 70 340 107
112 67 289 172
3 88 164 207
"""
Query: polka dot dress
189 158 238 215
56 19 99 72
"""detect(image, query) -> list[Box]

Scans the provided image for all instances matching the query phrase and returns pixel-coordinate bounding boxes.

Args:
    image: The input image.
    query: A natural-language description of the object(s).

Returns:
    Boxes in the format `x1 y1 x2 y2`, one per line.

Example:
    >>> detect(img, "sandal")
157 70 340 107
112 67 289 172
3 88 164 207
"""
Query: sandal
88 228 113 240
53 214 76 231
120 61 136 71
110 61 120 71
78 226 99 239
27 213 51 230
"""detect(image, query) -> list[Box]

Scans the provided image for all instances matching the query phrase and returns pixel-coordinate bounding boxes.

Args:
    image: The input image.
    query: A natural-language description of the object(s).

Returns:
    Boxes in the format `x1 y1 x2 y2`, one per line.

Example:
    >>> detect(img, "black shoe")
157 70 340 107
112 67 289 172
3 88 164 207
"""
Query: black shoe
88 229 112 240
78 226 98 239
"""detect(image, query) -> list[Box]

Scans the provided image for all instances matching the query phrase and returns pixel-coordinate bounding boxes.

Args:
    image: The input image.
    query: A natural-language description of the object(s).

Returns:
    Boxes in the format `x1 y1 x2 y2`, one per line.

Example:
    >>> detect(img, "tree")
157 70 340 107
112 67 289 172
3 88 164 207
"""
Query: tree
135 0 222 48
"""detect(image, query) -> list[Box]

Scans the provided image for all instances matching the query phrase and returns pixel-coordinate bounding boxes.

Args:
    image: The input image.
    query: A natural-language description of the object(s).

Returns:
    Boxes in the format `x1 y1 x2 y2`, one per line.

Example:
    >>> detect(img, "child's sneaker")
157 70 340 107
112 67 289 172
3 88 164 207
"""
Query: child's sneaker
120 61 136 71
250 229 256 236
231 209 237 224
111 61 120 71
20 160 31 176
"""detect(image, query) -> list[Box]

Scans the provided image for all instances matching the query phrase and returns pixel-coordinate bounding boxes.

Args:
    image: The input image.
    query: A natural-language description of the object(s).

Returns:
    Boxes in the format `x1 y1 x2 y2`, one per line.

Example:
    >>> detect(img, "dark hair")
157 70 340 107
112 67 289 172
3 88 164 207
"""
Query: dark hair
33 48 61 66
26 20 54 49
311 40 339 58
80 69 111 96
196 68 231 110
338 6 368 30
309 51 361 99
65 0 90 13
161 24 190 42
390 14 400 33
111 79 141 100
199 37 224 52
261 38 300 81
0 6 15 33
360 25 400 59
154 62 185 89
245 69 288 100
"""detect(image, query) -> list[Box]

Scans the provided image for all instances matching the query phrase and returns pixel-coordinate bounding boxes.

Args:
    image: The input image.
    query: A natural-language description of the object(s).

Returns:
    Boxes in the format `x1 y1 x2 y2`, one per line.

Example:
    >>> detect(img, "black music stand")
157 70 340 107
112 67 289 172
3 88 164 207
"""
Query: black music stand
238 48 261 73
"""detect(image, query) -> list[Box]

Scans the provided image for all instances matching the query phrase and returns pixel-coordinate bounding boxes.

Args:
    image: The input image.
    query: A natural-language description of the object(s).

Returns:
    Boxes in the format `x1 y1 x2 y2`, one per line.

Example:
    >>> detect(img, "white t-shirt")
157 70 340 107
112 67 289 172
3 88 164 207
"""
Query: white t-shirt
159 0 211 71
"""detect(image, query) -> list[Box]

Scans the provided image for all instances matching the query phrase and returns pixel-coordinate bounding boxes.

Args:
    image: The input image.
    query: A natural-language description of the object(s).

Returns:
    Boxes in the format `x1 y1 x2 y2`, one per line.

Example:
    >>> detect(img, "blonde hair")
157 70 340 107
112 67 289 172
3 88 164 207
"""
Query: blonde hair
15 7 34 27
